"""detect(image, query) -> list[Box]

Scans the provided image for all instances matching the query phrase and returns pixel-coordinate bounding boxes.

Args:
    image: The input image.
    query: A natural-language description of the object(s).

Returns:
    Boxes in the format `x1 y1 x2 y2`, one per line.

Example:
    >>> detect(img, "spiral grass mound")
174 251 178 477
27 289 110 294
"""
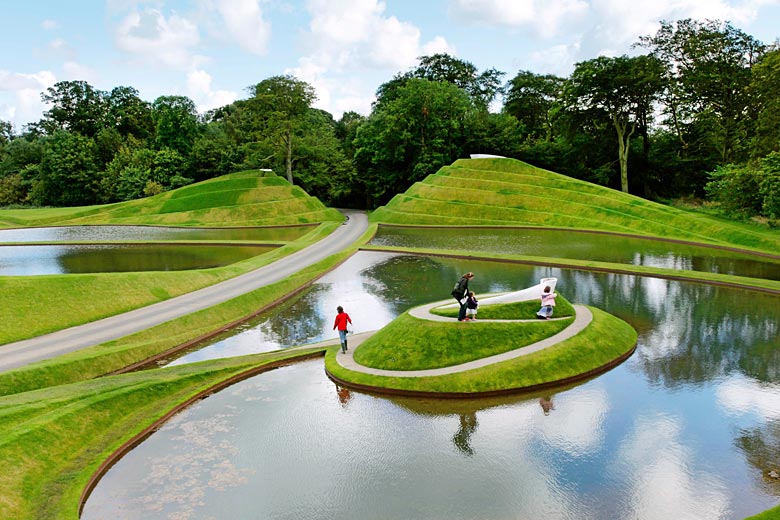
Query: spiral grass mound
325 293 638 397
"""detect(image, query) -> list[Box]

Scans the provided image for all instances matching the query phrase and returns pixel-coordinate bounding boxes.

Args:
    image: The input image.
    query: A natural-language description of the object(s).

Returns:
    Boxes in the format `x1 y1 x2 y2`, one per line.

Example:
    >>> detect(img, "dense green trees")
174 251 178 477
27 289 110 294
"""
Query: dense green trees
0 19 777 218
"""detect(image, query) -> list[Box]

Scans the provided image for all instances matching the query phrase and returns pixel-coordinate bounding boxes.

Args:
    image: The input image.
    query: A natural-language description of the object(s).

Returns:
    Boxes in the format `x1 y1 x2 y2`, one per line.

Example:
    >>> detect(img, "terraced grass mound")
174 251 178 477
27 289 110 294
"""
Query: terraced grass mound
326 304 637 396
371 158 780 252
0 170 342 228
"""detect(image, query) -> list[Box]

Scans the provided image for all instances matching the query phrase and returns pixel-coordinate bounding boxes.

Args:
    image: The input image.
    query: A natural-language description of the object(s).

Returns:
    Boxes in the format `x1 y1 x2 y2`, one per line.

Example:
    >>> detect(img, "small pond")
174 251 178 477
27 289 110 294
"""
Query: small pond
0 244 275 275
370 226 780 281
0 224 313 243
83 251 780 519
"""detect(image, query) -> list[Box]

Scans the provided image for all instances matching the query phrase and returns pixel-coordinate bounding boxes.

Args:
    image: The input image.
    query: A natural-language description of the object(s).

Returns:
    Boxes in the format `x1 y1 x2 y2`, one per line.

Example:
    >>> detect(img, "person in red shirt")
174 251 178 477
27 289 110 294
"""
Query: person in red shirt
333 305 353 354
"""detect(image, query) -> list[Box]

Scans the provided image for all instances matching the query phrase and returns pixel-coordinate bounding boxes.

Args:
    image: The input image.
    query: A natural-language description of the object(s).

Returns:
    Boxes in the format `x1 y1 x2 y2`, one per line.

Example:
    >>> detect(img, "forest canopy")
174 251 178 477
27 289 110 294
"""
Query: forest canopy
1 19 778 223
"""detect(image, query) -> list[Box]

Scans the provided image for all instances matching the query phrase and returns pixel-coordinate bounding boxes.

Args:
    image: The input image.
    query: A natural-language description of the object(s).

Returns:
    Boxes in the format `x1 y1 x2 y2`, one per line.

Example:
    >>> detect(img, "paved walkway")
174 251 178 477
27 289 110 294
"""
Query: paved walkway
333 301 592 377
0 210 368 372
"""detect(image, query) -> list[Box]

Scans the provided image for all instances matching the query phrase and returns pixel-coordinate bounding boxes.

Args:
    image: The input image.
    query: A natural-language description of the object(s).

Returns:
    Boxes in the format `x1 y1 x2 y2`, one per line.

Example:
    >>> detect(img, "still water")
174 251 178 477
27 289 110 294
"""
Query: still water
83 252 780 519
0 244 275 275
370 226 780 280
0 224 312 243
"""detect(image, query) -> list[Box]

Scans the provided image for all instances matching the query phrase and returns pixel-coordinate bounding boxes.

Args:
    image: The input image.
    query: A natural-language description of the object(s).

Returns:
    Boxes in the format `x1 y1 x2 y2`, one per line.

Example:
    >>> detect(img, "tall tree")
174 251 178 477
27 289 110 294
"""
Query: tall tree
248 75 316 184
749 48 780 158
33 131 101 206
375 54 504 111
40 80 107 137
354 78 472 204
152 95 200 157
106 86 153 139
564 55 665 193
503 71 565 141
638 19 765 164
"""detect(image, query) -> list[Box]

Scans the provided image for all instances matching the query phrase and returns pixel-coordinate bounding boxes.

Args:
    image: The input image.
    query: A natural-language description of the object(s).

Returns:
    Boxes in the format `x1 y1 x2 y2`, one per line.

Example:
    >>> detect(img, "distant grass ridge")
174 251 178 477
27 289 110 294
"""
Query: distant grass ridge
0 170 342 228
370 158 780 253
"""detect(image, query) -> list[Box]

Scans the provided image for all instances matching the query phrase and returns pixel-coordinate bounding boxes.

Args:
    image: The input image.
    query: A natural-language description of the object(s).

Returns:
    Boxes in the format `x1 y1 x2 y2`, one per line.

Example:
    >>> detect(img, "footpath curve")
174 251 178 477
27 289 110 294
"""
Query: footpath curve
333 302 592 377
0 210 368 372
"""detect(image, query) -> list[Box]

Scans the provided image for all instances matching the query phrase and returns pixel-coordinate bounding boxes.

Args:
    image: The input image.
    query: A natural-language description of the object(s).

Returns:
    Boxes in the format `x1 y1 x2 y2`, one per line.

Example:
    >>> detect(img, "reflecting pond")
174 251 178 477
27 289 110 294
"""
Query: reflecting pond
370 226 780 281
0 224 313 243
83 252 780 519
0 244 275 275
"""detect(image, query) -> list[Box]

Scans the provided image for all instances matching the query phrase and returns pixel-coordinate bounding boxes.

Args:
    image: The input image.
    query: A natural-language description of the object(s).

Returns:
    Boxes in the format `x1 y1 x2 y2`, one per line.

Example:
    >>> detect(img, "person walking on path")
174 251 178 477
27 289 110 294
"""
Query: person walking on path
536 285 557 319
465 291 479 321
333 305 353 353
451 272 474 322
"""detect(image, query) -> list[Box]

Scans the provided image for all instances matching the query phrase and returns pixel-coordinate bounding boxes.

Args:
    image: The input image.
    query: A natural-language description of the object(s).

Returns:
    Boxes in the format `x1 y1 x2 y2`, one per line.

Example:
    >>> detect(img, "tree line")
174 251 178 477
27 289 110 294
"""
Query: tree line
0 18 778 222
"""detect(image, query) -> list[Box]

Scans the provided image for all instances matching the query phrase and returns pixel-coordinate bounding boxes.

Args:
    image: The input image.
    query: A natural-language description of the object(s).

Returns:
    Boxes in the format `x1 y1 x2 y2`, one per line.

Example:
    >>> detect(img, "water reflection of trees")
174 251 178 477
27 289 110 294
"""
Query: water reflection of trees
558 270 780 386
736 420 780 495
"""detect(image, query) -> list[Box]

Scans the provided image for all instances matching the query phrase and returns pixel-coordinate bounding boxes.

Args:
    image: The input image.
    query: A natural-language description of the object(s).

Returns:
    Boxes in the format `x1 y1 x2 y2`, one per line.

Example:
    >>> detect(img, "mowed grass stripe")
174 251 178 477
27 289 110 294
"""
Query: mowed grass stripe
373 157 780 252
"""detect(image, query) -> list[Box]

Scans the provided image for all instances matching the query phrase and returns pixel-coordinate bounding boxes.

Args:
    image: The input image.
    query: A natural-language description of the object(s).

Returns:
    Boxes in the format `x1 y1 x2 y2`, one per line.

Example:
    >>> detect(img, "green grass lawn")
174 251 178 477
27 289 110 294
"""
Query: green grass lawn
353 312 573 370
0 348 326 520
370 157 780 254
429 296 576 320
0 171 345 346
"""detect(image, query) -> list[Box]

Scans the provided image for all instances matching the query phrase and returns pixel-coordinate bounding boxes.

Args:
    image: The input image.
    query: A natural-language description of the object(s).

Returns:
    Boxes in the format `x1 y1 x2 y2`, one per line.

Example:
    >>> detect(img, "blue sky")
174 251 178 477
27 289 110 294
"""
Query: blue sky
1 0 779 131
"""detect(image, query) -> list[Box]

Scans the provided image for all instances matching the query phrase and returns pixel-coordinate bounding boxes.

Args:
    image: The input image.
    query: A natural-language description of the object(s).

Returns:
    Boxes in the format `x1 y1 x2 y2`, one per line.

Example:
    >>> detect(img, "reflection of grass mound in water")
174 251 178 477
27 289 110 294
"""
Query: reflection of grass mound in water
326 305 637 396
370 157 780 253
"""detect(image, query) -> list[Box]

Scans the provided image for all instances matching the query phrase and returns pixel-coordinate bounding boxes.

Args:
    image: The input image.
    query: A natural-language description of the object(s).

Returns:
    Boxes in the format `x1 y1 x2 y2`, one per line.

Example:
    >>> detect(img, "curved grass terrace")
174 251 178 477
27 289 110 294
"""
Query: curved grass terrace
326 305 636 397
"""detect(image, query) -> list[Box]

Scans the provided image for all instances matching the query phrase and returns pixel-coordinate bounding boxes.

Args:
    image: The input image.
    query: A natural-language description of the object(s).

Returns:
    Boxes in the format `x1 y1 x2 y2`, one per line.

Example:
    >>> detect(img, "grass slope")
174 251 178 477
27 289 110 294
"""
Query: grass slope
0 171 344 345
371 158 780 253
0 348 326 520
0 170 342 228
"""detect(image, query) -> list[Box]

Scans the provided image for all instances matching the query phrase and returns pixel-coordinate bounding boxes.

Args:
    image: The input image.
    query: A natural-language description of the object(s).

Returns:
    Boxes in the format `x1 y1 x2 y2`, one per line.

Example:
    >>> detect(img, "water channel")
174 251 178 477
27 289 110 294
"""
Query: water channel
0 224 313 243
82 248 780 519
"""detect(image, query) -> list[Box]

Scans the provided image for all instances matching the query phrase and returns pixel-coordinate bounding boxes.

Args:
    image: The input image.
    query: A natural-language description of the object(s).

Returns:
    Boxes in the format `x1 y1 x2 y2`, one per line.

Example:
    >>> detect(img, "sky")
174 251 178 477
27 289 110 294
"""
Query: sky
1 0 779 132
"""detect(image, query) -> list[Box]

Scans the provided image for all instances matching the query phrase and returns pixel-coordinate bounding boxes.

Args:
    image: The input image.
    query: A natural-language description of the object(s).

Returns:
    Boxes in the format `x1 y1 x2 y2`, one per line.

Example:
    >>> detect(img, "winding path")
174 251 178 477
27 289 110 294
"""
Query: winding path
0 210 368 372
332 301 592 377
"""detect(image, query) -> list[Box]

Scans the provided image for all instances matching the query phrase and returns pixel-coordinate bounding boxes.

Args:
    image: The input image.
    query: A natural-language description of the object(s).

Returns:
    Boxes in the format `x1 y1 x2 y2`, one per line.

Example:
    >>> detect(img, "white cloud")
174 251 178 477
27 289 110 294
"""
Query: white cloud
290 0 455 117
528 41 581 75
0 70 57 129
449 0 589 35
41 19 59 30
211 0 271 55
186 69 238 112
61 62 100 84
114 8 202 70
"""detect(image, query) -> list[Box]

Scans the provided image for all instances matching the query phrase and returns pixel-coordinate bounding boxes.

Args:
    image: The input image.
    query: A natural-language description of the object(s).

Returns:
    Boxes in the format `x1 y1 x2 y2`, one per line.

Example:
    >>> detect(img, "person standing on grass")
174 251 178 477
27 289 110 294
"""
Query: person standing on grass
536 285 557 319
451 272 474 322
333 305 353 353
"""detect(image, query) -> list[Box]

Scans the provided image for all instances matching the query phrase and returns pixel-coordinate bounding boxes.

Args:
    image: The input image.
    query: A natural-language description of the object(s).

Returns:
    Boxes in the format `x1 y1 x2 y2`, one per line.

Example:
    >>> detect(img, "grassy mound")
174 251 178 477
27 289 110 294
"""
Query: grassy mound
327 305 637 395
370 158 780 253
0 170 343 228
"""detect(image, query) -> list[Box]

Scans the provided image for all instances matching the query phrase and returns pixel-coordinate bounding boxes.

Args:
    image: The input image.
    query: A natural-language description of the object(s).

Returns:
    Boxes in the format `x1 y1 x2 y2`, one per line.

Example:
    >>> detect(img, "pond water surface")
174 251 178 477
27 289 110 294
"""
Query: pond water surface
370 226 780 281
0 244 275 275
0 224 312 243
83 251 780 519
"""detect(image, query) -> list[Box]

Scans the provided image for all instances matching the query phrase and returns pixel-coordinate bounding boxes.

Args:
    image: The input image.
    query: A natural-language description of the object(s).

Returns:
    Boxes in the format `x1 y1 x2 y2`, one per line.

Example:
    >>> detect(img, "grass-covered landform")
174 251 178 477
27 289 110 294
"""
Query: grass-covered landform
0 170 344 345
327 295 637 396
1 159 778 519
0 170 342 228
371 157 780 253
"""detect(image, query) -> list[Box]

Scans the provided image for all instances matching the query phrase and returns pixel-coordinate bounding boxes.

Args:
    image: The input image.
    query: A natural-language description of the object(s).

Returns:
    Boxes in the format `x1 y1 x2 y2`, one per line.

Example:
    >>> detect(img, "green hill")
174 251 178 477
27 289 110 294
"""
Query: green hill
371 158 780 253
0 170 343 228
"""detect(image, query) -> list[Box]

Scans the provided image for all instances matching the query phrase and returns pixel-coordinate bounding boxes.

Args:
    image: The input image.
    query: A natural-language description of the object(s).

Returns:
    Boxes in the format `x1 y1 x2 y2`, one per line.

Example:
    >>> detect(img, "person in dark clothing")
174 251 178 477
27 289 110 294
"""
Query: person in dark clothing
450 272 474 322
